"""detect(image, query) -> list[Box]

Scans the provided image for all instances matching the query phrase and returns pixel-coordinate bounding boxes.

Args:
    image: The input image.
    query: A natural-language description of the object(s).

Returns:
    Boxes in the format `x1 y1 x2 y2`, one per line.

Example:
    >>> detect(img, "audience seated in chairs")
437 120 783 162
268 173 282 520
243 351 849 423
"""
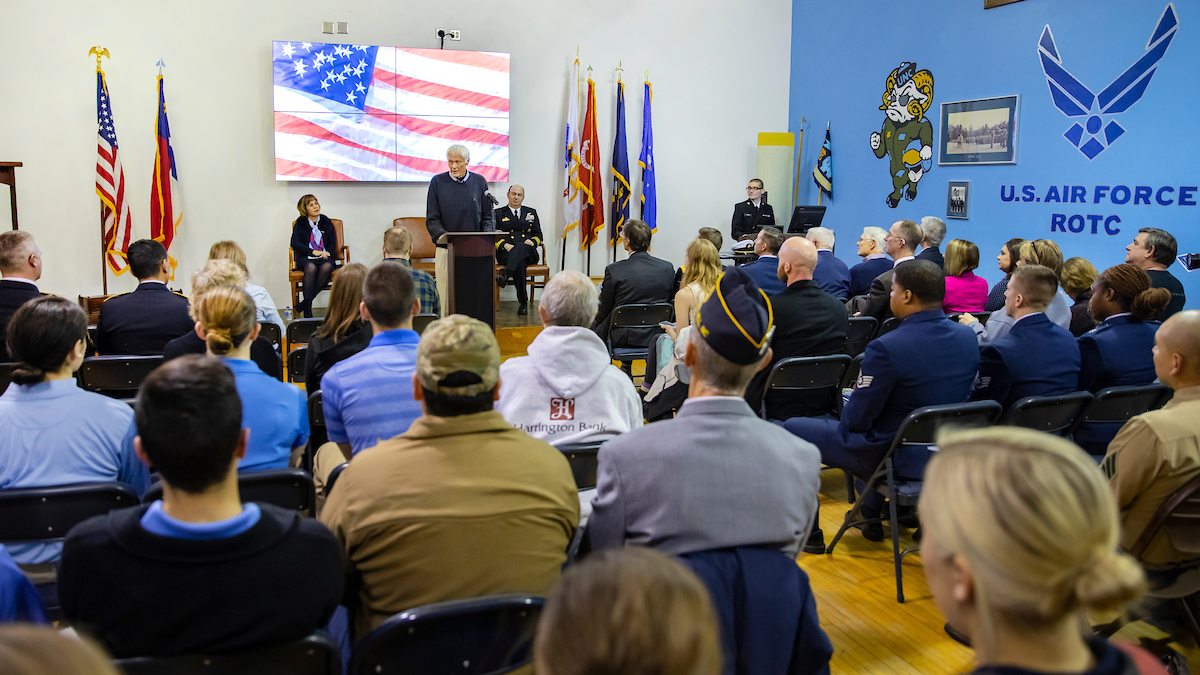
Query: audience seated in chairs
162 259 281 380
57 356 342 658
0 297 150 565
787 260 979 546
1103 311 1200 582
304 262 371 393
0 231 44 363
590 268 822 557
320 315 578 637
291 194 340 318
497 270 641 446
848 226 891 299
591 219 674 348
207 240 285 332
984 237 1025 312
745 236 847 421
1062 256 1099 337
942 239 988 314
194 286 307 472
96 239 192 355
382 226 440 316
961 239 1073 342
970 264 1081 409
845 219 920 320
314 262 422 485
0 625 119 675
1074 264 1171 454
922 427 1158 674
739 226 785 296
806 226 850 301
535 548 722 675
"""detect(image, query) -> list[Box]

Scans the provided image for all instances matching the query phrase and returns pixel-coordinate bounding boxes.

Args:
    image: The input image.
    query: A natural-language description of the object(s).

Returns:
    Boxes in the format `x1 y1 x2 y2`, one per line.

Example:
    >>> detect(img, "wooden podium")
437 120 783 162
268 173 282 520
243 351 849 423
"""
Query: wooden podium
444 231 502 329
0 162 23 230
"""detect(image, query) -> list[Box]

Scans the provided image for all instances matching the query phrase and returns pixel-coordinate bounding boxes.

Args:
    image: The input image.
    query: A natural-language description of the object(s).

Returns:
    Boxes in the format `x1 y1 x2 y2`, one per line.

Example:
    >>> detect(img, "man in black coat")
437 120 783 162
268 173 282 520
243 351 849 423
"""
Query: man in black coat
745 237 848 420
426 144 495 316
96 239 192 355
592 219 675 348
493 184 542 315
0 231 44 362
731 178 776 242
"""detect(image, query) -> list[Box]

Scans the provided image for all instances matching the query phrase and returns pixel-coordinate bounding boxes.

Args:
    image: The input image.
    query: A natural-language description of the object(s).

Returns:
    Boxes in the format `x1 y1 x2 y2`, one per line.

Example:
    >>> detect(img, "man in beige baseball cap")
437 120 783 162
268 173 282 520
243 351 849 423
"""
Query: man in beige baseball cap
320 315 579 637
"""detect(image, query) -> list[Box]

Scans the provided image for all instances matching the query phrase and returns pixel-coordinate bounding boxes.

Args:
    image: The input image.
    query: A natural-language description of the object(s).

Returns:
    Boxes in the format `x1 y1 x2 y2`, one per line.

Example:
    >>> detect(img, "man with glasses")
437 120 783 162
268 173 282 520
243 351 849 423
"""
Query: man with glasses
731 178 776 242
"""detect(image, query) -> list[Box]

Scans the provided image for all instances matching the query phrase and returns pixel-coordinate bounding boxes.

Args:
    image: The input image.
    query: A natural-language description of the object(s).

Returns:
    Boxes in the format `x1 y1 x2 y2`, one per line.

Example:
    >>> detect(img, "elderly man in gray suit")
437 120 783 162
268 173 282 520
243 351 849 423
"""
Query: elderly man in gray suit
589 267 824 556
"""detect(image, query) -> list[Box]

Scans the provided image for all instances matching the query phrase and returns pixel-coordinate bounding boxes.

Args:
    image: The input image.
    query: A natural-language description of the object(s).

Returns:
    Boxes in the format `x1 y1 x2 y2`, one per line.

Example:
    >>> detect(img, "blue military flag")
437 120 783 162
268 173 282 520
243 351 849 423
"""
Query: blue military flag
638 81 656 232
813 124 832 198
610 79 631 245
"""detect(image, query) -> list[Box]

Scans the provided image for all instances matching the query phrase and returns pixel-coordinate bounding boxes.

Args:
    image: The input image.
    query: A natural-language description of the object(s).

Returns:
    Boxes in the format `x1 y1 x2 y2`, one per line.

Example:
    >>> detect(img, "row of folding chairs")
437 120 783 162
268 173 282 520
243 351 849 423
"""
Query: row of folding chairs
287 314 439 384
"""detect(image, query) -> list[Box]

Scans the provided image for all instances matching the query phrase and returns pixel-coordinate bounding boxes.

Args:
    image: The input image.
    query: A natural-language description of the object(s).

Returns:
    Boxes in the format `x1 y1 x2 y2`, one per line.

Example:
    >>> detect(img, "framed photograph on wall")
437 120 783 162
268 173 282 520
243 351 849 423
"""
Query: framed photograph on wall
939 96 1019 165
947 181 970 220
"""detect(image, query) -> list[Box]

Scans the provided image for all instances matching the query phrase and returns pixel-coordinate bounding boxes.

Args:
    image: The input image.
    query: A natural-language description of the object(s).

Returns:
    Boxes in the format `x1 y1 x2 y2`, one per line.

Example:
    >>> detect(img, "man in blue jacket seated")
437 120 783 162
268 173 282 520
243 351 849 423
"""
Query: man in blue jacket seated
805 227 850 301
785 260 979 544
970 264 1081 409
57 355 343 658
739 226 785 296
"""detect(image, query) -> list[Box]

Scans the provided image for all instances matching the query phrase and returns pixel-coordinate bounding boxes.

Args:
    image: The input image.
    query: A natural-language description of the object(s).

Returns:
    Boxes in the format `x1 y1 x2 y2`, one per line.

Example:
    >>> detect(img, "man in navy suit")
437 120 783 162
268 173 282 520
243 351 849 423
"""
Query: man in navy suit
740 226 785 296
915 216 945 269
848 226 891 298
785 260 979 543
97 239 193 355
592 220 675 348
805 227 850 300
971 264 1080 409
0 231 44 362
493 184 543 315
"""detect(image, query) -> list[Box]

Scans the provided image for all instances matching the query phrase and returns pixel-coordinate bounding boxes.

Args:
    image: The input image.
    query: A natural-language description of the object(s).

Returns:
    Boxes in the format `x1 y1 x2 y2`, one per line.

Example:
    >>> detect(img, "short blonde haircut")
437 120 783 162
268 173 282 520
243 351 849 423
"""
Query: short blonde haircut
189 259 247 321
943 239 980 277
920 427 1145 658
382 226 413 258
195 286 257 356
1060 257 1098 298
207 240 249 274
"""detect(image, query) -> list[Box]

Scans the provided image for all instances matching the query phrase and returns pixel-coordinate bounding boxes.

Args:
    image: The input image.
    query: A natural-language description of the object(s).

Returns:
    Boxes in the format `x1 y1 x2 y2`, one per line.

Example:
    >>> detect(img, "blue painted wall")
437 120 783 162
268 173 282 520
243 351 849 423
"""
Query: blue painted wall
789 0 1199 305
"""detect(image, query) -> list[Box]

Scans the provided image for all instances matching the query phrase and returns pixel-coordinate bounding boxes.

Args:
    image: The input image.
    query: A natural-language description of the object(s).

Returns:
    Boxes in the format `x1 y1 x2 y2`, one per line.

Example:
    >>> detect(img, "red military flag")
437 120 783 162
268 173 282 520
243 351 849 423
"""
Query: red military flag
576 76 604 254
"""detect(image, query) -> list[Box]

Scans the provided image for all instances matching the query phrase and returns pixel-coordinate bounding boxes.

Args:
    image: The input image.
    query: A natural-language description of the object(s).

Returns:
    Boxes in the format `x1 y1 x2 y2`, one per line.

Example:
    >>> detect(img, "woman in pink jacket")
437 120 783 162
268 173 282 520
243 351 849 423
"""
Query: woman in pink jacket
943 239 988 314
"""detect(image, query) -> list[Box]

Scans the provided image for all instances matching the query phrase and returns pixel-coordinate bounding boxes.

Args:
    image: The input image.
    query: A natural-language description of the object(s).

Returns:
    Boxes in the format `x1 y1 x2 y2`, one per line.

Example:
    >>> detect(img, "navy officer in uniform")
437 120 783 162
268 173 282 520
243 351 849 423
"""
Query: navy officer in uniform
731 178 776 242
494 183 543 315
96 239 193 355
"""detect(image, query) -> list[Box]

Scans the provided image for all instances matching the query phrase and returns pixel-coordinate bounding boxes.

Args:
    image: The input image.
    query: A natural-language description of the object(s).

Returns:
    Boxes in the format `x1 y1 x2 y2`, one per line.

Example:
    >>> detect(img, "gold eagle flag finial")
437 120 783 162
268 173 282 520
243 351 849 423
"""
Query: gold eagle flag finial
88 46 111 71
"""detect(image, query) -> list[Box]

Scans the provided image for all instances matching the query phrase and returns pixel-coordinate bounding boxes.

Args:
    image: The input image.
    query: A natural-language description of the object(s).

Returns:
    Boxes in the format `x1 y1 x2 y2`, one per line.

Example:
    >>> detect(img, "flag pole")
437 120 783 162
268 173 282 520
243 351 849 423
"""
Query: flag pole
792 116 806 210
90 45 111 295
586 64 593 277
612 61 622 265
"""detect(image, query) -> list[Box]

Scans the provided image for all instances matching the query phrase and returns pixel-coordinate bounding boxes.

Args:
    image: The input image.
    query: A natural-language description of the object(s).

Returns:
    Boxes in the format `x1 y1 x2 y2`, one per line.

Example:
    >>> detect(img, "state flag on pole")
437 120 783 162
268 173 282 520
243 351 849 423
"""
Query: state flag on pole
609 78 630 245
813 124 832 198
150 70 183 273
577 76 604 251
96 67 134 275
638 81 656 232
561 58 582 238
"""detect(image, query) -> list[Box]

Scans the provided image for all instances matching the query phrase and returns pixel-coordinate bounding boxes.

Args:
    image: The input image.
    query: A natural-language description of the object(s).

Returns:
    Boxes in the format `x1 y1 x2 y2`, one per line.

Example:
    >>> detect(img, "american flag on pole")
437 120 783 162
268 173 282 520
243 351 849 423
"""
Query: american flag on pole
150 70 182 271
96 67 134 275
273 42 510 182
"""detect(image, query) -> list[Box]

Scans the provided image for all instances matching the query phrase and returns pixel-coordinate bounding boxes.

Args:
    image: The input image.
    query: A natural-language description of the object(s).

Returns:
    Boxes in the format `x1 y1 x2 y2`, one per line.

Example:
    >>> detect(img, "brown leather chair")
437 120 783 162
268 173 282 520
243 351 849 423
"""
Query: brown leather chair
495 243 551 303
288 218 349 311
393 217 435 276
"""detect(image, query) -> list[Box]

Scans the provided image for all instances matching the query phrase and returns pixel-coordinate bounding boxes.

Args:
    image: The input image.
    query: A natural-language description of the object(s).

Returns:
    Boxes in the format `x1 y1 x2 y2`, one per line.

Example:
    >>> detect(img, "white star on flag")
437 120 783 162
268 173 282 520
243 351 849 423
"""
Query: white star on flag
293 59 308 76
345 92 357 103
281 42 295 57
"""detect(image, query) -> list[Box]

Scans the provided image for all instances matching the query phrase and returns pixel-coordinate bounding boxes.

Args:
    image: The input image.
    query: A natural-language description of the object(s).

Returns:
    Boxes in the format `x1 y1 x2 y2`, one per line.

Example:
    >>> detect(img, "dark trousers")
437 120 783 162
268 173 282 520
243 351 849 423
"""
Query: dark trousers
497 242 539 304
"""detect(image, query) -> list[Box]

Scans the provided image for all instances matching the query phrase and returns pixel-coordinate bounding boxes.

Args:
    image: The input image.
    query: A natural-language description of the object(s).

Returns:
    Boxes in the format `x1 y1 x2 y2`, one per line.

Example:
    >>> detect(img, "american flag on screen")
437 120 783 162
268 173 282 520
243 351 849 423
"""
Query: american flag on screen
272 42 510 182
96 69 134 274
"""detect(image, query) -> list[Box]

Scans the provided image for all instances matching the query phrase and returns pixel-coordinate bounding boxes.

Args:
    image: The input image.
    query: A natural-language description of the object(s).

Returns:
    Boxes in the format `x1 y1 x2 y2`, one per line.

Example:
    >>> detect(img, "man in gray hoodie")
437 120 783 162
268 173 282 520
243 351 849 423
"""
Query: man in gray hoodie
496 270 642 446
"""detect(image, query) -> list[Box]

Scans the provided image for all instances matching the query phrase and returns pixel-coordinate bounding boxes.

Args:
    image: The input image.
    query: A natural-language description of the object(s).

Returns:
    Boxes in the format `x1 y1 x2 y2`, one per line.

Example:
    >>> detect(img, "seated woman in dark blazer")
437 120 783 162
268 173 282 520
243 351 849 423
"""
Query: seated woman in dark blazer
304 263 372 392
291 194 339 318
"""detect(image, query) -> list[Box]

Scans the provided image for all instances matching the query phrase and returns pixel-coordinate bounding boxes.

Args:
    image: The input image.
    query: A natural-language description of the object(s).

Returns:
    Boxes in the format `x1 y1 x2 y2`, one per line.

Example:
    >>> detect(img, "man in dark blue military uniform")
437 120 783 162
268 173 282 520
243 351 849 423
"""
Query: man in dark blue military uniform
731 178 776 242
785 260 979 545
96 239 192 355
493 184 543 315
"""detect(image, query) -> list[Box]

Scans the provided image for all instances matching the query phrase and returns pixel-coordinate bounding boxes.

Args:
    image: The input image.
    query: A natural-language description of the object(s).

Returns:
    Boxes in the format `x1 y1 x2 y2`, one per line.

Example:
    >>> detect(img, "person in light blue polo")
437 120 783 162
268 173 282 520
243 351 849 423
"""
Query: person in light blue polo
316 261 423 484
194 286 308 472
0 297 149 565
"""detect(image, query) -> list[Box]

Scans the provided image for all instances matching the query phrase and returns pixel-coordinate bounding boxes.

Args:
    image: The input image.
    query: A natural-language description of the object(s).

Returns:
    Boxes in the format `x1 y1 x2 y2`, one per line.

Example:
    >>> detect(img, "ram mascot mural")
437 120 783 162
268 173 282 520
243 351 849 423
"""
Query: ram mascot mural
871 62 935 208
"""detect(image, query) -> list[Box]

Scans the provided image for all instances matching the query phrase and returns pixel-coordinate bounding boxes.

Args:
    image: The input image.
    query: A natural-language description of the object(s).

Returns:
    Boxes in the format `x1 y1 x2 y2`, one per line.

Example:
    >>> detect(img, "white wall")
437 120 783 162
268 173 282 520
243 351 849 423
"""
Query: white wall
2 0 792 307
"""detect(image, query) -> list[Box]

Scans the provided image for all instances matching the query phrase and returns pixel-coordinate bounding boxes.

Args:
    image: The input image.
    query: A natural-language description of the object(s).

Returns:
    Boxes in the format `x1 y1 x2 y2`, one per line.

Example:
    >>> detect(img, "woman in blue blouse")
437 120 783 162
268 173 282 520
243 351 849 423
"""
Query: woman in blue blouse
290 194 339 318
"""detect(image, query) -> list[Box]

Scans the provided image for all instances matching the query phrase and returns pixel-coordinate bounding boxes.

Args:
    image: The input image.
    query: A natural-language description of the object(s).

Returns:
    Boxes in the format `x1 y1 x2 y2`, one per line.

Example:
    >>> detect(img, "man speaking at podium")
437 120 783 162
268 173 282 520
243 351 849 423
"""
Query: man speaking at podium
426 144 496 316
731 178 776 242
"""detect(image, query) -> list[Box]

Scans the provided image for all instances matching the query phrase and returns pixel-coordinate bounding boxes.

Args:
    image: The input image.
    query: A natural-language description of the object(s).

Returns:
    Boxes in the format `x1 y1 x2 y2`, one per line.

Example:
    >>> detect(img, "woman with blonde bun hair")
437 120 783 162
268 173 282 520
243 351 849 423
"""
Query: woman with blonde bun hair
920 427 1157 674
195 286 308 472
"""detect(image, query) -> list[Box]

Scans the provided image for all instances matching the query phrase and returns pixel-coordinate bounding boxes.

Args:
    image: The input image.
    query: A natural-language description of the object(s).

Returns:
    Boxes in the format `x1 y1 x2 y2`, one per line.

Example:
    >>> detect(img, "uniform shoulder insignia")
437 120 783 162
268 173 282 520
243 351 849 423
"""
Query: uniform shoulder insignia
102 292 130 302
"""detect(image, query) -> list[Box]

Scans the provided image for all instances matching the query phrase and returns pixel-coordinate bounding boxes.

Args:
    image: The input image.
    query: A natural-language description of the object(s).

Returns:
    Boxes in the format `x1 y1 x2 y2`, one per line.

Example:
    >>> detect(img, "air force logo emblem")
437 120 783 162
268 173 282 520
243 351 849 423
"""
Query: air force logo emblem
1038 3 1179 159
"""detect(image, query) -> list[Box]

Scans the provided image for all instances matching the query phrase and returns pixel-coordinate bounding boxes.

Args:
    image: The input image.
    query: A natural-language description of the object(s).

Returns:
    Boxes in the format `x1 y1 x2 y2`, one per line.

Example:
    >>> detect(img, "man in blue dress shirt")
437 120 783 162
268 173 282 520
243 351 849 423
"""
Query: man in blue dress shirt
805 227 850 300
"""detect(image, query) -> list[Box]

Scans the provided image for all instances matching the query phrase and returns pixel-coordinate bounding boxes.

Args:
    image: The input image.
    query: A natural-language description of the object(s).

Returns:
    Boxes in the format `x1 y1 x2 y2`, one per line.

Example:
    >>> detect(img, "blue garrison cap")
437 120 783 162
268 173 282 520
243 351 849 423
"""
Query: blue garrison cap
694 266 775 365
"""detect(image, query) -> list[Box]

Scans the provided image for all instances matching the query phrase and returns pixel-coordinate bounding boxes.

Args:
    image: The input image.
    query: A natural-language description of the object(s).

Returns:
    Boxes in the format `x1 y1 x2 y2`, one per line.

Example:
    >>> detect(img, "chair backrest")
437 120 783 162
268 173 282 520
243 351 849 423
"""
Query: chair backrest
288 347 309 383
1128 473 1200 560
394 217 435 261
413 313 438 335
556 441 604 491
77 294 109 326
845 316 877 357
286 318 324 351
609 303 673 331
116 632 340 675
1003 391 1095 436
144 469 317 517
761 354 852 418
0 361 14 396
839 353 864 390
331 218 345 259
78 355 164 397
891 400 1004 449
875 316 900 338
0 482 139 542
325 462 350 497
308 390 325 433
1080 383 1172 424
259 322 283 353
349 595 543 675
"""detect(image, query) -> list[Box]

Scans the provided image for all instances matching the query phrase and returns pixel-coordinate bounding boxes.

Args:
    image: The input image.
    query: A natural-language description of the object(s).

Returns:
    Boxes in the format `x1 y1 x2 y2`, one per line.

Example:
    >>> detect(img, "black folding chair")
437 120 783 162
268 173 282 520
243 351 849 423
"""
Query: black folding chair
325 462 350 497
605 303 673 377
0 361 15 396
303 390 326 474
845 316 877 357
116 632 341 675
288 347 309 384
839 353 864 390
258 321 283 353
759 354 851 420
1003 391 1094 436
286 318 324 353
349 595 543 675
556 441 603 491
413 313 438 335
874 316 900 338
78 355 163 399
1125 474 1200 646
826 400 1003 603
145 469 317 517
1078 383 1172 425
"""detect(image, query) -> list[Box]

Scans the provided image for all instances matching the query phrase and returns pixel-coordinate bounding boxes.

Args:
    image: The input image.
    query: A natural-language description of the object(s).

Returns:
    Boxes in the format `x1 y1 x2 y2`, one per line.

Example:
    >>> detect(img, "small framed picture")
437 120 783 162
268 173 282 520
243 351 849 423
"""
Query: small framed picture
939 95 1019 165
947 181 970 220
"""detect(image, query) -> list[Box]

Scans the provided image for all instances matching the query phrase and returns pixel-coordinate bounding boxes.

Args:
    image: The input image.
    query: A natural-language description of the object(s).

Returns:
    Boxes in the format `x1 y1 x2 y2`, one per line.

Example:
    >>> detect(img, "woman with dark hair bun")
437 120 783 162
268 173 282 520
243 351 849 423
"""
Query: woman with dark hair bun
0 296 150 564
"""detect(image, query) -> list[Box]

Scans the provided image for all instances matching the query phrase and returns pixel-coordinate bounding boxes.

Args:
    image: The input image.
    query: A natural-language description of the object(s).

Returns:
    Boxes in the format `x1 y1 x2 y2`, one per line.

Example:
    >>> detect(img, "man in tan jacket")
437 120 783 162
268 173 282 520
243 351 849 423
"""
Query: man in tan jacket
320 315 579 636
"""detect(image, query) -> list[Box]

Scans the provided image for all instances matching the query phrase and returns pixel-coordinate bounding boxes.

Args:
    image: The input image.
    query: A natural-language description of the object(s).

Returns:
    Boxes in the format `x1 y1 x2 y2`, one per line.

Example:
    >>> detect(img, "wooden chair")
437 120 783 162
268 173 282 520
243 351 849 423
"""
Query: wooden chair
116 632 340 675
496 243 551 303
288 218 349 311
393 217 436 277
78 294 109 326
